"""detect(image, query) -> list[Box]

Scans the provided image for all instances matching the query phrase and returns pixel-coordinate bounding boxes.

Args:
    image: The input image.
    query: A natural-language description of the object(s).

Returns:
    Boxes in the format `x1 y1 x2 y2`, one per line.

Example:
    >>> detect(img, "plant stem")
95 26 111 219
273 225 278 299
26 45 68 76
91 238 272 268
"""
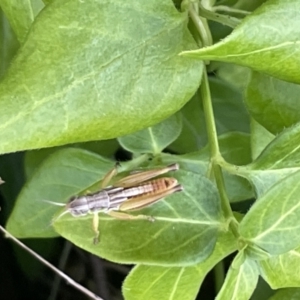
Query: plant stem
200 70 219 156
213 5 251 16
200 68 239 238
189 4 213 47
199 3 241 28
189 0 240 238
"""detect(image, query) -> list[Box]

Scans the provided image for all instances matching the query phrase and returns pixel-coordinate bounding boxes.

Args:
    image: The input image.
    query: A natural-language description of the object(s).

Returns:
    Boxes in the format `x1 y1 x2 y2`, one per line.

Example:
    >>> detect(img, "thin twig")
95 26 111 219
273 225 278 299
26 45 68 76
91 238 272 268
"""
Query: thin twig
0 226 104 300
199 3 241 28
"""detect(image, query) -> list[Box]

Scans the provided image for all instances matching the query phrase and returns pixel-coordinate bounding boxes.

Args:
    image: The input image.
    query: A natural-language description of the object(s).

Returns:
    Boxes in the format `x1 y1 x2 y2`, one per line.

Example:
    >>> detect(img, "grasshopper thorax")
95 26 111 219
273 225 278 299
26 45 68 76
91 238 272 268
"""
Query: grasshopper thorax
66 196 90 216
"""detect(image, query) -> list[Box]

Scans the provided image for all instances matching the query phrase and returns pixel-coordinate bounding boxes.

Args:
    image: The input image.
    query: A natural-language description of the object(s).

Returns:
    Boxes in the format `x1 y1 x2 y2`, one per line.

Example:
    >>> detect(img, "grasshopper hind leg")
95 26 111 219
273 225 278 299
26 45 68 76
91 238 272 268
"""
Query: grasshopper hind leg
101 162 120 188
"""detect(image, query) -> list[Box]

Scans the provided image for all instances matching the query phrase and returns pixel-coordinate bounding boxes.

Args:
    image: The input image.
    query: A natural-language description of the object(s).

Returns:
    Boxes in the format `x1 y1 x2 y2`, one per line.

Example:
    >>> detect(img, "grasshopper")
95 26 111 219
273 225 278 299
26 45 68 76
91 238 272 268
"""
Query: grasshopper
54 163 183 244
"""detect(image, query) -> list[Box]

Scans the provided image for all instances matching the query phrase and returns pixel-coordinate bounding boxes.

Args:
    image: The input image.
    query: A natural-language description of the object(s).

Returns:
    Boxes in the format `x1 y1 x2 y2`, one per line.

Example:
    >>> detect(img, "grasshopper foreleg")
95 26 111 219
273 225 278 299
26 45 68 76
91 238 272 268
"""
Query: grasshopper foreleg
92 213 100 244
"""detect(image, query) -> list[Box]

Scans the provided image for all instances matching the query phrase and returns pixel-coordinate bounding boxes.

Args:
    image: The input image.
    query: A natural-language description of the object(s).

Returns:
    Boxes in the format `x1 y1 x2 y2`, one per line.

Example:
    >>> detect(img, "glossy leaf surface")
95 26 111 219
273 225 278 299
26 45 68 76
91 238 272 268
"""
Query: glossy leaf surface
246 72 300 134
239 171 300 255
123 230 237 300
0 0 202 154
118 114 182 154
216 254 259 300
260 247 300 288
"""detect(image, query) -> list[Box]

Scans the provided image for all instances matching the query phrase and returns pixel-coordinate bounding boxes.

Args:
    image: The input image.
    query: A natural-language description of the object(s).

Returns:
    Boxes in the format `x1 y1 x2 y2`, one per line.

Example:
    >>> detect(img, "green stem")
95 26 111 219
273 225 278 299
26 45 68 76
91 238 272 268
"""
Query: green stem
200 68 239 238
199 3 241 28
189 4 213 47
200 70 219 156
213 5 251 16
188 0 240 238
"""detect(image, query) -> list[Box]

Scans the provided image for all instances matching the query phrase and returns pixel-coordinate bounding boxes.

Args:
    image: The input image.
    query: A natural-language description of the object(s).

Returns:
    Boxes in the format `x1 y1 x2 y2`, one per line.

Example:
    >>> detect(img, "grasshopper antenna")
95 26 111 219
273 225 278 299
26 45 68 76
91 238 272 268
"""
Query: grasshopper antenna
0 225 104 300
42 199 66 206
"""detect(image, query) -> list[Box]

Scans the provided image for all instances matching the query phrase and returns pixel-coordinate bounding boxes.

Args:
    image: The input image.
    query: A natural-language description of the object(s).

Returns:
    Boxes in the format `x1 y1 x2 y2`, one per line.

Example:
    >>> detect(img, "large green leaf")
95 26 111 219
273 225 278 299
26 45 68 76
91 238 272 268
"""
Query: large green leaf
259 247 300 288
123 230 237 300
239 170 300 255
0 0 202 154
246 72 300 134
182 0 300 83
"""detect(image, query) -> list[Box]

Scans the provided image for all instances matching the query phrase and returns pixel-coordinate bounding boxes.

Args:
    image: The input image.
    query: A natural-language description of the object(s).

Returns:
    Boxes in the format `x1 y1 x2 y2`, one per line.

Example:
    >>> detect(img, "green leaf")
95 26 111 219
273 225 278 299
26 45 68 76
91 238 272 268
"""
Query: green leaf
0 10 19 78
246 72 300 134
216 63 251 92
42 0 53 5
123 265 202 300
24 147 63 179
0 0 202 155
239 170 300 255
170 77 249 153
244 244 271 261
216 253 259 300
182 0 300 83
260 247 300 288
6 148 114 237
233 0 267 11
118 114 182 154
222 123 300 196
164 132 253 203
0 0 44 43
250 118 274 161
123 230 237 300
24 139 119 178
268 288 300 300
169 90 205 153
54 169 222 265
